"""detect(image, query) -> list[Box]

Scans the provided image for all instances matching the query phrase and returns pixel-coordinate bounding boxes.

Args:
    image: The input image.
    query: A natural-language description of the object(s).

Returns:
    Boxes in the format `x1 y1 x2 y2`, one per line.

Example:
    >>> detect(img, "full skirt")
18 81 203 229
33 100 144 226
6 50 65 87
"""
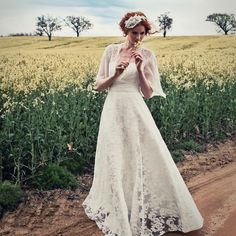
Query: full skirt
82 90 204 236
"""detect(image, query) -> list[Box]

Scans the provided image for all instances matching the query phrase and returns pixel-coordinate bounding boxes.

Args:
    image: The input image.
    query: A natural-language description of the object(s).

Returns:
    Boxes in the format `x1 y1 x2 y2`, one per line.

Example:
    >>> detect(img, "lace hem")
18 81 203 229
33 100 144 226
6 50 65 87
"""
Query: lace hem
82 203 118 236
82 202 184 236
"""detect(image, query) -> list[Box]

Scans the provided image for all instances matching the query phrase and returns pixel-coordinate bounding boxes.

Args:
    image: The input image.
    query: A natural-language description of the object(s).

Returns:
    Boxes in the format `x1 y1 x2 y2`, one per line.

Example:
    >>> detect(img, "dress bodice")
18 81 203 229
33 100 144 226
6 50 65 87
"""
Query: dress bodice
108 60 140 93
96 43 167 98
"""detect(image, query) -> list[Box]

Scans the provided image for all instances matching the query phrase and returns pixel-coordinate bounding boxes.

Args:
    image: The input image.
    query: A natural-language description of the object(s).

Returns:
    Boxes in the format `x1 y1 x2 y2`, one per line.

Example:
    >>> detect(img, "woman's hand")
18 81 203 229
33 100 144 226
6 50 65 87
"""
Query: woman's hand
131 50 144 72
114 61 129 77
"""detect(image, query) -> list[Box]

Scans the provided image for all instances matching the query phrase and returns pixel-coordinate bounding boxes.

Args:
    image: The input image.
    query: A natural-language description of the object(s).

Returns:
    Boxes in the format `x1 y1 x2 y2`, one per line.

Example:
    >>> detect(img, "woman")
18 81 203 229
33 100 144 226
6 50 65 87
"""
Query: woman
82 11 204 236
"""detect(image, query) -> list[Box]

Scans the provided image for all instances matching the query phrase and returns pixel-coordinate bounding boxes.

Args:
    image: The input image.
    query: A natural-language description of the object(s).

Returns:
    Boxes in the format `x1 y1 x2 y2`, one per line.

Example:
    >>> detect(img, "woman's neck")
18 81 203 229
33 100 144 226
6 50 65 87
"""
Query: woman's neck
124 40 135 50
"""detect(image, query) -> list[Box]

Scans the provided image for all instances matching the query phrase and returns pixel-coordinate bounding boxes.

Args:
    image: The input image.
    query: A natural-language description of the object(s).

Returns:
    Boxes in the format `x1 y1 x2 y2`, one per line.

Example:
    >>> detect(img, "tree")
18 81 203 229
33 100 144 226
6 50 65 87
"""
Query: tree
35 28 43 36
36 15 62 41
206 13 236 35
35 28 44 36
64 16 93 37
156 12 173 37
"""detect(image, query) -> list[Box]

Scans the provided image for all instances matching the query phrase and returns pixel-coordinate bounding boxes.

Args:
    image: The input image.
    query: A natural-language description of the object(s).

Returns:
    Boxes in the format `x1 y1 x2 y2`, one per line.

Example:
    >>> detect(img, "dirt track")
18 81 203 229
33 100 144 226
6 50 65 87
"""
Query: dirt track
0 137 236 236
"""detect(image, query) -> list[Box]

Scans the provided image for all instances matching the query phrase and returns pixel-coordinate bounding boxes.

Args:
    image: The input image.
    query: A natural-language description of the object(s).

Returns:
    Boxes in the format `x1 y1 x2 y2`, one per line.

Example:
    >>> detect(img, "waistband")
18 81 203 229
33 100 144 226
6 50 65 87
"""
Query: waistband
108 85 140 93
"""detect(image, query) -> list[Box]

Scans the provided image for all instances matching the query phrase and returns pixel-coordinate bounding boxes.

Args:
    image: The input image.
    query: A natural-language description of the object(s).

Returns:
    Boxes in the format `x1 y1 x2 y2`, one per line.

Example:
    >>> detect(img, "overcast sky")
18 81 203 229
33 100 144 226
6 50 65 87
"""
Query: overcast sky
0 0 235 37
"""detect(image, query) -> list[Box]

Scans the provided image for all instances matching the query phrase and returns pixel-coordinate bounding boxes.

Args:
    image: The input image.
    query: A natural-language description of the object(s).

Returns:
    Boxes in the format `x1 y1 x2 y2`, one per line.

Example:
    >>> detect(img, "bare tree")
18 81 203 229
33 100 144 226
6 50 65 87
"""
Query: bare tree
35 28 44 36
64 16 93 37
36 15 62 41
206 13 236 35
157 12 173 37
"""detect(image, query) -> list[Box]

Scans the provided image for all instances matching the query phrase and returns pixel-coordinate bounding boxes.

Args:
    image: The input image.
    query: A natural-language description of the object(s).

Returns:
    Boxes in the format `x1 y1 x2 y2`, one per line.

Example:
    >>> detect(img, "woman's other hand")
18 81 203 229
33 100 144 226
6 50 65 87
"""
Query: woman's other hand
132 50 144 72
114 61 129 77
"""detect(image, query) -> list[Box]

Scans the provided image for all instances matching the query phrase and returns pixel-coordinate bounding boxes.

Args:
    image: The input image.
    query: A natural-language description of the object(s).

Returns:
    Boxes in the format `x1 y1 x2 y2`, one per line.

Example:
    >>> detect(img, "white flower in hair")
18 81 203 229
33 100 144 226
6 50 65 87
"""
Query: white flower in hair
124 14 147 29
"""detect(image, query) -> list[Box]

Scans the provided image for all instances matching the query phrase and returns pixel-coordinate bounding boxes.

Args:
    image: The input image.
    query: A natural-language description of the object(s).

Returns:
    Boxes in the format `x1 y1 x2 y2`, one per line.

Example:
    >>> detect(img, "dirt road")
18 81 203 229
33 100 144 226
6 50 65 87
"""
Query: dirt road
0 137 235 236
168 153 236 236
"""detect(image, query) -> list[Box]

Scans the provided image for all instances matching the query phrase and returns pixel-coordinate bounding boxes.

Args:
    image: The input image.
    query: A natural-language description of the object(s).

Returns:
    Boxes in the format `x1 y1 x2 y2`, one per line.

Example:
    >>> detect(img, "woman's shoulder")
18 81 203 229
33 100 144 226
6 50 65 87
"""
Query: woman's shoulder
103 43 120 55
104 43 122 59
140 47 155 58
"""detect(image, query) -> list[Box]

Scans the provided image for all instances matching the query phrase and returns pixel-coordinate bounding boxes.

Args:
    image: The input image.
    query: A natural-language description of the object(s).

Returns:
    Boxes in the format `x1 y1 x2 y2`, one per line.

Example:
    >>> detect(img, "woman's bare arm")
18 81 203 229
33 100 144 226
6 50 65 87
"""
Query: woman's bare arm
138 69 153 99
131 50 153 99
94 74 118 91
95 61 129 91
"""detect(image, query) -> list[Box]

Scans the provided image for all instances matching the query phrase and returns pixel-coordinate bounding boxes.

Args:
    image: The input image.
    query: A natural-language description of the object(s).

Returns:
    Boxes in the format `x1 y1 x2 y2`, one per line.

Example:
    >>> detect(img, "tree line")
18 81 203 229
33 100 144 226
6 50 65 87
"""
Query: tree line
7 13 236 40
35 15 92 41
158 12 236 37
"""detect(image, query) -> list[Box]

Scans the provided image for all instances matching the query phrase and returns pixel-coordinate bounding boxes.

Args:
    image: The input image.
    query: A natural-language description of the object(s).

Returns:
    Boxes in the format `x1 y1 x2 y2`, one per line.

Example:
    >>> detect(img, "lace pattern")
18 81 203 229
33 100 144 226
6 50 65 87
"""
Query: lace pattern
82 43 204 236
83 201 183 236
95 43 166 99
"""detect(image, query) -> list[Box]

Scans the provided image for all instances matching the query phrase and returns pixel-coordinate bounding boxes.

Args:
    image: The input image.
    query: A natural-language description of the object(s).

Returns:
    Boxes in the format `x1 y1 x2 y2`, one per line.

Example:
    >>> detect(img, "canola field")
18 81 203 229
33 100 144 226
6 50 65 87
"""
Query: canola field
0 35 235 184
0 35 235 93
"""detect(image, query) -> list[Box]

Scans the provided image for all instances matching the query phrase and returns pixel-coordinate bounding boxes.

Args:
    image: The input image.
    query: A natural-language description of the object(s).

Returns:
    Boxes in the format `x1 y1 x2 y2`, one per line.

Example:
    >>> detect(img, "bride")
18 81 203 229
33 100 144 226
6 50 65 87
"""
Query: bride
82 11 204 236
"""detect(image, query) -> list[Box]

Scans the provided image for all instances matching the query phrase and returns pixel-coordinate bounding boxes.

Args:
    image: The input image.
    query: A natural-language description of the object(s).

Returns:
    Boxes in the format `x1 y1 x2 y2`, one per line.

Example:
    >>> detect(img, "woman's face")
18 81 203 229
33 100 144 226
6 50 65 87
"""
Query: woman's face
126 25 146 45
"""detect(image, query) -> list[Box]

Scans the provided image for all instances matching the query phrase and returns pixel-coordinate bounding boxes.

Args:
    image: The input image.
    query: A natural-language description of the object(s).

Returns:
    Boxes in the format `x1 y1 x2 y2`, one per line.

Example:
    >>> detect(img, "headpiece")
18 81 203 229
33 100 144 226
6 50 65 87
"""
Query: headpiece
124 14 147 29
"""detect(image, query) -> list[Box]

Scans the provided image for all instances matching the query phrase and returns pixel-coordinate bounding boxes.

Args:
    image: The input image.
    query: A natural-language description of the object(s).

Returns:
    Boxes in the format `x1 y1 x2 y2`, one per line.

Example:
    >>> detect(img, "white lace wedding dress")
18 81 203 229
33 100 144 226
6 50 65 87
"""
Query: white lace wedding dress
82 43 204 236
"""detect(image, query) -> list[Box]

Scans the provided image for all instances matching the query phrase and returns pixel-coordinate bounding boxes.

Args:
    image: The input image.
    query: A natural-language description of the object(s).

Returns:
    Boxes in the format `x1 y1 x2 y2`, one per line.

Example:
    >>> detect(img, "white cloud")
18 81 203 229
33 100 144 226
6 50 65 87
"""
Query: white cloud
0 0 235 36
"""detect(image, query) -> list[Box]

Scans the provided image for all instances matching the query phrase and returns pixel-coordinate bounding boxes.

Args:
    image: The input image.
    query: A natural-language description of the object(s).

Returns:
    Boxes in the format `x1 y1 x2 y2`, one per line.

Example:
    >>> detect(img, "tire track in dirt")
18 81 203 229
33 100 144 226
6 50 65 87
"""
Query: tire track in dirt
166 138 236 236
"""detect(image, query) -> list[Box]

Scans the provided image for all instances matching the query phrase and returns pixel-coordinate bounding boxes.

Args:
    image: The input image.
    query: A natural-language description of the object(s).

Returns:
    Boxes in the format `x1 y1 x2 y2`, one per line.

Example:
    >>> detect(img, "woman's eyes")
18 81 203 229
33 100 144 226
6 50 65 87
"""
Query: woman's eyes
132 32 145 35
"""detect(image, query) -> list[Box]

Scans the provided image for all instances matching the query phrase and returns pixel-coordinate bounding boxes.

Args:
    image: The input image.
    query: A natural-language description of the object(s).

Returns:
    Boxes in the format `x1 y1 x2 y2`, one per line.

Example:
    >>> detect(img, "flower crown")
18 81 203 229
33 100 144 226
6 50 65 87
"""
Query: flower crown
124 14 147 29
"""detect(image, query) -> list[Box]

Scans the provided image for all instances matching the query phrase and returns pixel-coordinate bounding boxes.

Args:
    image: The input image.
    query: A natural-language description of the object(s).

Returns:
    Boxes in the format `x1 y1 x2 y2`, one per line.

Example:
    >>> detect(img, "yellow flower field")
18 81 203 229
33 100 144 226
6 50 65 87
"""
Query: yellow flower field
0 35 235 93
0 35 235 185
